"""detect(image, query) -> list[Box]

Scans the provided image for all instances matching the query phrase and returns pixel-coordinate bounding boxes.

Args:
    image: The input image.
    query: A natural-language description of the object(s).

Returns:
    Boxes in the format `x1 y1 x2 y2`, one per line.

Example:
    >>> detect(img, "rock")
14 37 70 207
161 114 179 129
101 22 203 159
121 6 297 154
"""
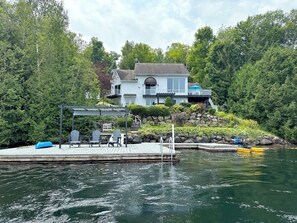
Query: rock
184 139 194 143
132 137 142 144
190 115 196 120
158 116 163 121
194 136 202 143
201 136 210 143
259 138 273 145
272 137 281 144
175 137 182 143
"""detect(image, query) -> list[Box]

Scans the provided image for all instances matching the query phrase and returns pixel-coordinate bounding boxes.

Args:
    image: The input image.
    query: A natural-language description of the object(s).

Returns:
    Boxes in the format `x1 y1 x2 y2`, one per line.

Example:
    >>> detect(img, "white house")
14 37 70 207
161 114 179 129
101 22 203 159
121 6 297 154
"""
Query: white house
107 63 212 107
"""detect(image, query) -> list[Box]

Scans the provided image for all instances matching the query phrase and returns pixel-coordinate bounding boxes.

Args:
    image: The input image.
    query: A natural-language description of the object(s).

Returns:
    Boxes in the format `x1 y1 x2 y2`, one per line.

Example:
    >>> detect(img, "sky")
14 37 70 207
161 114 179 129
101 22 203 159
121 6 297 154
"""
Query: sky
63 0 297 53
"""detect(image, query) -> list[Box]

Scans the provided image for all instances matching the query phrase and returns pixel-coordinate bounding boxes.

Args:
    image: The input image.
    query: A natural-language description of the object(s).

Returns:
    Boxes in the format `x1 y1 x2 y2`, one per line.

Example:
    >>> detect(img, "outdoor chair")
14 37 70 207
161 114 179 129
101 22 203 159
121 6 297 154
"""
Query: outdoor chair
89 130 101 147
69 130 81 147
108 129 122 147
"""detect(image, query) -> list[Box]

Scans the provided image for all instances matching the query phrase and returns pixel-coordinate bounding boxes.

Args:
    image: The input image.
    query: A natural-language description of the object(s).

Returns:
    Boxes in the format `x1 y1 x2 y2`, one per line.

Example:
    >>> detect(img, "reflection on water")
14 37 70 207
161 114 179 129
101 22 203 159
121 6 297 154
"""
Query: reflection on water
0 149 297 222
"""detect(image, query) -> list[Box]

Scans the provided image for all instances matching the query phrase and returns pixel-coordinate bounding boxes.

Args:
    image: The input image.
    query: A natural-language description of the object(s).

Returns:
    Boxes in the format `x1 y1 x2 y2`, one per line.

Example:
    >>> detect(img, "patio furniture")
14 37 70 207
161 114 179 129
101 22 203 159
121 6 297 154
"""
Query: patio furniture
69 130 81 147
102 123 112 132
89 130 101 147
108 129 122 147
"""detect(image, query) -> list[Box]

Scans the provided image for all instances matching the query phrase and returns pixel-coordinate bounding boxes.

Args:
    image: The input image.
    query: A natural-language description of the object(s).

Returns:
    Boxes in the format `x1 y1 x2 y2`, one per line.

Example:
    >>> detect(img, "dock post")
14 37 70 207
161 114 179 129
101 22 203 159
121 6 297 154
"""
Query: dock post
160 137 163 163
59 105 63 149
171 124 175 162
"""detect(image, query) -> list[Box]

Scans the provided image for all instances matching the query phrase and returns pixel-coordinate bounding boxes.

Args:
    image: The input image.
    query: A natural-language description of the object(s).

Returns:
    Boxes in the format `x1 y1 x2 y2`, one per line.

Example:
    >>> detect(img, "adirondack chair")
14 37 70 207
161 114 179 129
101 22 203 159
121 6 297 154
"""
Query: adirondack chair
89 130 101 147
107 129 122 147
69 130 81 147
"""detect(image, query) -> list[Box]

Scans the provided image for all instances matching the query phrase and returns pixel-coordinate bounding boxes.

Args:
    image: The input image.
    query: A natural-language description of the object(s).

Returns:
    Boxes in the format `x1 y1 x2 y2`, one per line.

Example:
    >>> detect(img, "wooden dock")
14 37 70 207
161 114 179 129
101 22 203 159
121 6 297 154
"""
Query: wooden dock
0 143 240 164
164 143 238 152
0 143 177 164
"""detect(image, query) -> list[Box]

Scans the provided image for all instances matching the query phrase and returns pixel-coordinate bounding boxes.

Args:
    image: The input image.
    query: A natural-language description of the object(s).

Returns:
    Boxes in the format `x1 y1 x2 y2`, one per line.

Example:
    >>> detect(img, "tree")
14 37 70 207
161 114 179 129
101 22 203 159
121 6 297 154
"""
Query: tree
119 41 162 69
187 26 215 84
0 0 99 146
164 42 189 64
228 47 297 142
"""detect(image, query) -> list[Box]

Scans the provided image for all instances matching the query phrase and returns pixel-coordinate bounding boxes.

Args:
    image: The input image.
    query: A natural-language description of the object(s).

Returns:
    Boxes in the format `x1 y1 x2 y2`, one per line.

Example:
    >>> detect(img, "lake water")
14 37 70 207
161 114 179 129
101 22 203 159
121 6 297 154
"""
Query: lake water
0 148 297 223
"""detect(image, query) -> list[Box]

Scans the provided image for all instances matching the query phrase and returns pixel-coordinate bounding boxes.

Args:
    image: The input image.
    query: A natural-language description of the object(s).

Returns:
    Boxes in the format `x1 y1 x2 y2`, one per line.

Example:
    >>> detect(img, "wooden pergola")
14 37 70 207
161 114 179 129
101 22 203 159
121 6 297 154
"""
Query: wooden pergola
59 105 129 148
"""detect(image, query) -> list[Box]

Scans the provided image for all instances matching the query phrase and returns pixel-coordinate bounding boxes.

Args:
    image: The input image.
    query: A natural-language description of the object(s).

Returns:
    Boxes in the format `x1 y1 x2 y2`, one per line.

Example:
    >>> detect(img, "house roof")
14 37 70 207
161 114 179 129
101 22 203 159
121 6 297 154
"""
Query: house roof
117 70 135 80
134 63 189 76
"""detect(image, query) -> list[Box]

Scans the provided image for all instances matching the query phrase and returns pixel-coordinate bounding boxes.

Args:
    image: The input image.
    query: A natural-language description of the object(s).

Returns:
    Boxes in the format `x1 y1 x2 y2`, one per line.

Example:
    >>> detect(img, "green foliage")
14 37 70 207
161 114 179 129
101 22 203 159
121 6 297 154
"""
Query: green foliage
138 124 269 140
187 26 215 84
164 97 174 107
188 104 204 113
118 117 133 128
228 46 297 142
180 101 191 108
0 0 99 146
216 112 260 129
171 104 184 112
119 41 160 69
128 104 148 118
147 105 170 117
208 108 216 115
164 42 189 64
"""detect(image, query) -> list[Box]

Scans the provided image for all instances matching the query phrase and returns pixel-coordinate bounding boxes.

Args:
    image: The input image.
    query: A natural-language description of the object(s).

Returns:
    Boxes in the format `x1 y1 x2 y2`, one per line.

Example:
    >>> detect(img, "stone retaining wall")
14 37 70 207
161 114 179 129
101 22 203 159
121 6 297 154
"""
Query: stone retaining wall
128 112 288 146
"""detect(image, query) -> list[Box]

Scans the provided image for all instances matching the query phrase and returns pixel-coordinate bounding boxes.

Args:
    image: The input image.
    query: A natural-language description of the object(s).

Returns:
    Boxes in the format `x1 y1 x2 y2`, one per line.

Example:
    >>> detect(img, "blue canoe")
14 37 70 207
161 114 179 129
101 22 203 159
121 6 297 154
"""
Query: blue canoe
35 141 53 149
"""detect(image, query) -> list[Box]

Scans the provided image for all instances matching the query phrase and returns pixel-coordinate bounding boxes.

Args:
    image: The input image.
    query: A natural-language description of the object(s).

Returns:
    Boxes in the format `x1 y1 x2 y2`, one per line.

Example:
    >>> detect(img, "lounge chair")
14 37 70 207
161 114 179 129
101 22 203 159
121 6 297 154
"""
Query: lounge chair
69 130 81 147
108 129 122 147
89 130 101 147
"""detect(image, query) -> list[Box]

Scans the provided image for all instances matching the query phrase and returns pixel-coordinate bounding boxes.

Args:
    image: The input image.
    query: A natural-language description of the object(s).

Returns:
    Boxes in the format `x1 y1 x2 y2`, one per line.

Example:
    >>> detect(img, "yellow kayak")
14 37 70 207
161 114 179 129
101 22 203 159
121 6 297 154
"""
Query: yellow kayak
237 147 265 153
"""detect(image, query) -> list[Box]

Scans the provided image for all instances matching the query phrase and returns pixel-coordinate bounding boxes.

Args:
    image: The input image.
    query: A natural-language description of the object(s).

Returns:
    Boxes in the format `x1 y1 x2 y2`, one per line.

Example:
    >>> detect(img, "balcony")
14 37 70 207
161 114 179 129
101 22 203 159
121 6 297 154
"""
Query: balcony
188 89 212 96
143 88 187 95
106 89 121 98
144 89 156 95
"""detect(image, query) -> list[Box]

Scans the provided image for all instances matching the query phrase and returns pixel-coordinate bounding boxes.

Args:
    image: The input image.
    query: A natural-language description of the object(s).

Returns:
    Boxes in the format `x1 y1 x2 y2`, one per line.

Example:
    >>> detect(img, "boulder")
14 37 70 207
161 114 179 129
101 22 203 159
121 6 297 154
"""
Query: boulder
184 139 194 143
132 137 142 144
259 138 273 145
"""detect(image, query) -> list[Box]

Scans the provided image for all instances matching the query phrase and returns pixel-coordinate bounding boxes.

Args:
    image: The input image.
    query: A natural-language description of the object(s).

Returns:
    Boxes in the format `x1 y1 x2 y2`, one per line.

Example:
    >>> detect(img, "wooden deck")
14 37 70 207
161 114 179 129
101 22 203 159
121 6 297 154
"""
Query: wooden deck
0 142 240 164
0 143 177 164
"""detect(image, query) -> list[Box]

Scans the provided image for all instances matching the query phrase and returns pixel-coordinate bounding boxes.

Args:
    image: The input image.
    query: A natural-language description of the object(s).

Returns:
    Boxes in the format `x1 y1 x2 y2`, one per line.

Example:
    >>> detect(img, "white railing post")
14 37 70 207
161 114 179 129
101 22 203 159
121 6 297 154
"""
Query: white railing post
172 124 175 153
160 137 163 163
169 137 173 162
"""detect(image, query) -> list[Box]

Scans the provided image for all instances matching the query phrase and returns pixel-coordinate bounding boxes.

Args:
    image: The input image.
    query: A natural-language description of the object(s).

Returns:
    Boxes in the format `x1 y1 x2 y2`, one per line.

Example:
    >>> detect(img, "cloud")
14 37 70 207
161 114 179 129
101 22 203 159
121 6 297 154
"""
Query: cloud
63 0 297 53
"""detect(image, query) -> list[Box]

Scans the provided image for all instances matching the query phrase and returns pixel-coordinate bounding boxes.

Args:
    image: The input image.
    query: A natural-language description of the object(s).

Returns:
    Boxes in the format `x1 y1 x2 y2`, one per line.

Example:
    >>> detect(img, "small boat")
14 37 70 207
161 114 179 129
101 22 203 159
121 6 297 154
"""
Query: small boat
35 141 53 149
236 147 265 153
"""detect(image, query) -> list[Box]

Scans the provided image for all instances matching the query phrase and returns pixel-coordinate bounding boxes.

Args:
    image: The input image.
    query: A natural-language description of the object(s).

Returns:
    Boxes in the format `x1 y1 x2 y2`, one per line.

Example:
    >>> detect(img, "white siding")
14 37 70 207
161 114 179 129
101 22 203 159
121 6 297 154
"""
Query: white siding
112 73 189 106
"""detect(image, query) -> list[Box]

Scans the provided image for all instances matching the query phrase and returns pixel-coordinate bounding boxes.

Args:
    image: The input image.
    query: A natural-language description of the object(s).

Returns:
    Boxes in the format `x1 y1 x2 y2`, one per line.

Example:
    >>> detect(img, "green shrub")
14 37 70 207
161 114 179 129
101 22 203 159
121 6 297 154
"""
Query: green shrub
180 101 191 108
208 107 216 115
148 105 170 117
118 117 133 128
189 104 204 113
171 104 184 112
216 111 260 129
128 104 148 118
165 97 174 107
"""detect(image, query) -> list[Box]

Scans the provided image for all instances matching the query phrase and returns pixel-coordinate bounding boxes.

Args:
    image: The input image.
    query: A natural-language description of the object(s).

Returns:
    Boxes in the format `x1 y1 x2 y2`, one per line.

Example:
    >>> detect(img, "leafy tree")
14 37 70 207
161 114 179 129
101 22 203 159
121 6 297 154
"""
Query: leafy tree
0 0 99 146
119 41 163 69
187 26 215 84
164 42 189 64
228 47 297 141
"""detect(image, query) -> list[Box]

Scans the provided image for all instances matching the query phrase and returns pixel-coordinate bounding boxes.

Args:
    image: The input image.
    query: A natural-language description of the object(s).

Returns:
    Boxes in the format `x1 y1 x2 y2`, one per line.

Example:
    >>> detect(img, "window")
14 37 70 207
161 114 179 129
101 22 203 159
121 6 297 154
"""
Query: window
145 85 156 95
115 85 121 94
167 78 185 93
144 77 157 95
146 98 155 106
